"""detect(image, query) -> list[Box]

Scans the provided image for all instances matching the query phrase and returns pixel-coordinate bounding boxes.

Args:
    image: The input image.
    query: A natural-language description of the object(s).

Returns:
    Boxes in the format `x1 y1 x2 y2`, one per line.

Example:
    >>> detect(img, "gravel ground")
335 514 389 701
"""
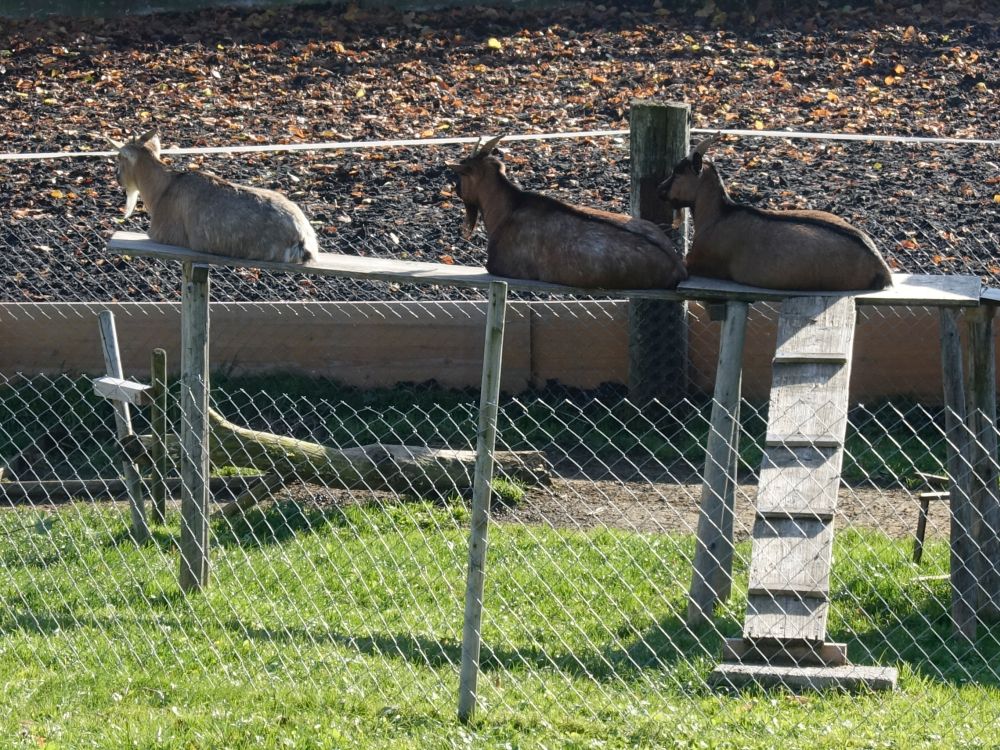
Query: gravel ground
1 1 998 304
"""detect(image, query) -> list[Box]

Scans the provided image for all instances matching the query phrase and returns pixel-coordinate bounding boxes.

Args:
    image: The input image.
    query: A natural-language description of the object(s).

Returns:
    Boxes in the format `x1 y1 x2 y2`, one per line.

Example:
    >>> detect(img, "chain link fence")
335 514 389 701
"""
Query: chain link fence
2 133 1000 744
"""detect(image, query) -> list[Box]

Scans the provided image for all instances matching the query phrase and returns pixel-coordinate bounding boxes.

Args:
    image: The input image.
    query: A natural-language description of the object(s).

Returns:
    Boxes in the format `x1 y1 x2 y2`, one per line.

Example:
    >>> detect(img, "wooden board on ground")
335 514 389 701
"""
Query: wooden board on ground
710 662 899 692
109 232 982 307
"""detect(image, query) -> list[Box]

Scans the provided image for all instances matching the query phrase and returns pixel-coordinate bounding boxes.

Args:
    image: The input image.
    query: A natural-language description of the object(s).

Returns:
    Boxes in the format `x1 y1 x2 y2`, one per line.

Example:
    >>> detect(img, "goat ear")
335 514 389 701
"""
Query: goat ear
692 152 703 172
140 132 161 158
105 135 125 150
479 135 504 155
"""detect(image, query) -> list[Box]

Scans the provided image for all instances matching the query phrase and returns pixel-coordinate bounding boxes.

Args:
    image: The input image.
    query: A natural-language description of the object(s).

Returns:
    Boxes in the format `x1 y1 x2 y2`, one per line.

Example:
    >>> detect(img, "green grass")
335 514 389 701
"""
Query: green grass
0 501 997 749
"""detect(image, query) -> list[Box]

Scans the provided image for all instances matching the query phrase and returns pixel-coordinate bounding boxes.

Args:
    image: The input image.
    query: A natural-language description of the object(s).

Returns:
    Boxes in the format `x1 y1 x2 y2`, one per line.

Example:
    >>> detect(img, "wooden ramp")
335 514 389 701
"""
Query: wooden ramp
711 295 898 691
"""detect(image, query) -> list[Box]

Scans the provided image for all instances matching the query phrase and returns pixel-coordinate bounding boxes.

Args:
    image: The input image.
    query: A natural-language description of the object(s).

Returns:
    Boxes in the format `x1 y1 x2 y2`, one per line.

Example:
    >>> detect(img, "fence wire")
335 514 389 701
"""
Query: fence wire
2 133 1000 745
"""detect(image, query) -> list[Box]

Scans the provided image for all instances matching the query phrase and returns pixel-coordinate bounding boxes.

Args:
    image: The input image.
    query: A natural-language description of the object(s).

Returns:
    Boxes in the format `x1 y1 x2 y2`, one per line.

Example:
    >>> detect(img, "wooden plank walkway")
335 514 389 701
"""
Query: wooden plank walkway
108 232 982 307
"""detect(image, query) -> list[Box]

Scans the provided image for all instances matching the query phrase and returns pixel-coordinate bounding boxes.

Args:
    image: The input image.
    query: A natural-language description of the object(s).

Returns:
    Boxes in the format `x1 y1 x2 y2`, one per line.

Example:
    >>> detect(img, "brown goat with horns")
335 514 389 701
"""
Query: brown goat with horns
658 133 892 291
448 136 687 289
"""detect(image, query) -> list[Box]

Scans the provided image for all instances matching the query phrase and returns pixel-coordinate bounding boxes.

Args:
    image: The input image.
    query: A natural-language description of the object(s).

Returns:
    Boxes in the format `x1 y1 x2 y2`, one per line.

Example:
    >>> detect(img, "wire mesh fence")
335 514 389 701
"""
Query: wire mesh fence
2 132 1000 743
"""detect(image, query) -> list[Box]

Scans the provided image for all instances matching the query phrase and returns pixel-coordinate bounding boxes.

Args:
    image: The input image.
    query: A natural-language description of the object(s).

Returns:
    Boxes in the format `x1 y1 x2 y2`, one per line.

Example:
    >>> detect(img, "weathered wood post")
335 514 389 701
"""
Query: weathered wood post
458 280 508 724
964 306 999 619
150 347 169 525
180 263 211 593
628 100 689 405
688 301 748 625
939 308 978 640
98 310 150 543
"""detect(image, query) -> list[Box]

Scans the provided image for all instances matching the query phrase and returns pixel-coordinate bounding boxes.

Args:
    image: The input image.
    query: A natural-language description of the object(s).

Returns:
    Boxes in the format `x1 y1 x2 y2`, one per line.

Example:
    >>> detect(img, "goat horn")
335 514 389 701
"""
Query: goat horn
478 135 504 156
470 136 483 156
691 131 723 157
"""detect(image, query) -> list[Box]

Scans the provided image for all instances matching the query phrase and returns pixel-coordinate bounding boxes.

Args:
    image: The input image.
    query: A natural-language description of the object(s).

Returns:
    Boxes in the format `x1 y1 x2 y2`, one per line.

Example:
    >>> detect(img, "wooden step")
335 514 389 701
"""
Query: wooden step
765 433 842 448
722 638 848 667
773 351 850 365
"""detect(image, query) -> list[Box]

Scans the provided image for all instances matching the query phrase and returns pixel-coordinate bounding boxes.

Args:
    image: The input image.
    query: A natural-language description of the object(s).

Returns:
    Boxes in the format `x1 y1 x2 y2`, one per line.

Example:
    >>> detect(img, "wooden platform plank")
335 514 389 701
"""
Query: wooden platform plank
747 517 834 595
755 445 843 518
108 233 982 307
744 594 829 643
709 663 898 692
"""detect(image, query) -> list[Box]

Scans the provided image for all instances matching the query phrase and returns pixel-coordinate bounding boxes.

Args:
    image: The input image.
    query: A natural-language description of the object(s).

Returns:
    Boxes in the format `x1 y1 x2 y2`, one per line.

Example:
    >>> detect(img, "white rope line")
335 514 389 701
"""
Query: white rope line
2 127 997 161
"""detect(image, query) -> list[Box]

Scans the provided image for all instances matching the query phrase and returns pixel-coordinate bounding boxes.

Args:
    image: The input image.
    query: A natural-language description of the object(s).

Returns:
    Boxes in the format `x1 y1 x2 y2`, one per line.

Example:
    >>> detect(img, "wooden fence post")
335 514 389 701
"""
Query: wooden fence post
97 310 150 543
939 308 977 640
180 263 211 593
628 100 689 406
687 300 747 625
150 347 168 525
458 280 508 724
964 306 1000 619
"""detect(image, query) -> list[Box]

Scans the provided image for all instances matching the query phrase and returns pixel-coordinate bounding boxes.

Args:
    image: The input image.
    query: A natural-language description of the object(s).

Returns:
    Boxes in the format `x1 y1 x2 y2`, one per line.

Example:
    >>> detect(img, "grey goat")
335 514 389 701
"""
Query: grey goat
110 131 318 263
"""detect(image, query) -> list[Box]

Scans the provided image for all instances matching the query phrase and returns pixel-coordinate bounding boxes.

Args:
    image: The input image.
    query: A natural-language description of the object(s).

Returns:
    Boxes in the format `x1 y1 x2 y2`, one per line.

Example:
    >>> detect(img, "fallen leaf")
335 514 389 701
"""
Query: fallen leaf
487 37 502 51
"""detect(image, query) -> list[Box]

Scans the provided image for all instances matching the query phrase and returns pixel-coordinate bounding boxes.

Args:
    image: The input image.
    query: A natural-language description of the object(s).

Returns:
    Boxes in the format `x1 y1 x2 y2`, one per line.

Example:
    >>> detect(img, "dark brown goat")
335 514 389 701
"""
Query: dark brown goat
448 136 687 289
658 134 892 291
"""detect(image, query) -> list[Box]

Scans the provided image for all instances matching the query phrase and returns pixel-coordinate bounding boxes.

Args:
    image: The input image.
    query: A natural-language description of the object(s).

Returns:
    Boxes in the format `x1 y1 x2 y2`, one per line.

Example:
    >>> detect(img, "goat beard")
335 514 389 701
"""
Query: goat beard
462 202 480 239
123 189 140 219
671 208 684 229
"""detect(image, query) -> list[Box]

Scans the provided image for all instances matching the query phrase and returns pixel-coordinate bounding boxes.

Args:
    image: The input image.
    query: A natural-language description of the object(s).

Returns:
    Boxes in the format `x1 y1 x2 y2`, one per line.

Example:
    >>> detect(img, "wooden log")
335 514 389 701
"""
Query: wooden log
688 300 747 626
0 476 262 504
939 308 978 640
150 348 169 525
203 408 548 494
98 310 150 543
964 306 1000 618
627 100 689 405
459 280 508 724
180 263 210 593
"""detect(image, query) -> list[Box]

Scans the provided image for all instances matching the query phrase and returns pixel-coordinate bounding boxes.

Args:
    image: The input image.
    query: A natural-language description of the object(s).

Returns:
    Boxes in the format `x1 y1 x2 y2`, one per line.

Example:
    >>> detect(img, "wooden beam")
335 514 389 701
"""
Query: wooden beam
179 263 211 593
627 99 689 404
939 308 978 640
688 300 747 626
458 280 508 724
97 311 150 543
964 306 1000 618
150 348 169 525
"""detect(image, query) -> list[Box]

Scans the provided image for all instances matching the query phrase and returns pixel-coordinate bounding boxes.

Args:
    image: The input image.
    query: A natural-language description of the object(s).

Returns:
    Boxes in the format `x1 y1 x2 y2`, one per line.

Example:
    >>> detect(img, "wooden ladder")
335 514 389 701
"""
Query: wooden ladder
712 295 898 691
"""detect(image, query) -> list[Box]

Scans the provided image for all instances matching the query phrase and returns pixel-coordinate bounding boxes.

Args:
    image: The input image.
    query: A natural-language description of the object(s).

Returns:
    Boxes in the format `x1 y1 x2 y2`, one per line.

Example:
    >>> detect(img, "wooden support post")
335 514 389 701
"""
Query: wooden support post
458 280 508 724
627 100 689 405
964 306 1000 619
688 300 748 626
150 348 169 525
180 263 211 593
97 310 150 544
939 308 977 641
